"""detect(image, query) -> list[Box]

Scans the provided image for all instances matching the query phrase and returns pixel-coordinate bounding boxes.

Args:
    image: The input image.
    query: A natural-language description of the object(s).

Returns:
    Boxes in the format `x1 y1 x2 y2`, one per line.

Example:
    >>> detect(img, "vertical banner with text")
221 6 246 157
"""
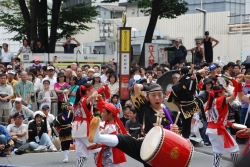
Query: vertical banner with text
119 27 131 100
145 43 158 66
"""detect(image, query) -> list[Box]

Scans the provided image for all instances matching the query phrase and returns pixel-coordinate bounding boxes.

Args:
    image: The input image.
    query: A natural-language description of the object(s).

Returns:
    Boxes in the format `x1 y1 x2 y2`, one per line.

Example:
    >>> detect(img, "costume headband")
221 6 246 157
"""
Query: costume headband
147 89 163 94
80 85 93 97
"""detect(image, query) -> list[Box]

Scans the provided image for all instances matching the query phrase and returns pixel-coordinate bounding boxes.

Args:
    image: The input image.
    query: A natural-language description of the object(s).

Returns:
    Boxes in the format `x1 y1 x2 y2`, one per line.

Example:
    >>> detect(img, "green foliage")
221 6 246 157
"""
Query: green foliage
0 0 26 41
0 1 98 42
54 3 98 41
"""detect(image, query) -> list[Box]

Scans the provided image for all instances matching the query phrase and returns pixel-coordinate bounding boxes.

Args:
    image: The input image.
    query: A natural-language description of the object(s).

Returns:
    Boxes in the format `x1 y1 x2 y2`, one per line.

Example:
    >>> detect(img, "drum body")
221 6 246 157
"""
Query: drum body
140 126 193 167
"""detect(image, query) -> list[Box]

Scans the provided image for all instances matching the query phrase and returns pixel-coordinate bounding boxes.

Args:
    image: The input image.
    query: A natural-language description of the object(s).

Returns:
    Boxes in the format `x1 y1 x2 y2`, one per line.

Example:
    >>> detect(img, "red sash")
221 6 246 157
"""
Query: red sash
208 122 235 148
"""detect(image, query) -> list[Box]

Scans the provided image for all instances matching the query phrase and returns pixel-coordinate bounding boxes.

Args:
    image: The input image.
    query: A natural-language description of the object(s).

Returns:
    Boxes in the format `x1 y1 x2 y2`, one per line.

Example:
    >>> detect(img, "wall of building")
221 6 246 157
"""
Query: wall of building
122 3 146 18
96 7 111 19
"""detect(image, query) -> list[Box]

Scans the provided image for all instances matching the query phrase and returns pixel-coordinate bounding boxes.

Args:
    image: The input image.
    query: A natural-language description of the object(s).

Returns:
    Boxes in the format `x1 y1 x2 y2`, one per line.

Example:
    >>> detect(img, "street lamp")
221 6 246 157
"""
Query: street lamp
196 7 207 37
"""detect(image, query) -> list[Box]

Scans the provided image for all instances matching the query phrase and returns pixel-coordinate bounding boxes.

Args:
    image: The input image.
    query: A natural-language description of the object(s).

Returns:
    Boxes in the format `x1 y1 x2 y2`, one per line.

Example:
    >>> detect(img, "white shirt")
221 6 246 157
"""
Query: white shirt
108 82 119 95
1 50 14 62
46 113 55 124
101 74 107 83
40 77 57 91
7 123 28 143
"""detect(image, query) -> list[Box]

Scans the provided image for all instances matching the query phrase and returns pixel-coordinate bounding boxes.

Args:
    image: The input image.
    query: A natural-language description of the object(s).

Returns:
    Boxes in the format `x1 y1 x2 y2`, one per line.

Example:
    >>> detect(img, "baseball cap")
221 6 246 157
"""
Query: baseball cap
33 111 45 118
7 65 12 69
175 38 180 42
88 68 95 73
205 31 209 35
209 64 217 71
15 97 22 102
13 112 23 118
93 73 101 78
34 57 40 62
8 70 15 75
47 66 55 70
42 105 50 110
180 66 189 74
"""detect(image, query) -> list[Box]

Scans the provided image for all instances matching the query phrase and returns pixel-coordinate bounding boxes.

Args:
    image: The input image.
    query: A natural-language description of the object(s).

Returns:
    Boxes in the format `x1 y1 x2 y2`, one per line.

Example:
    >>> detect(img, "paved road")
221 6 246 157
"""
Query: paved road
0 146 238 167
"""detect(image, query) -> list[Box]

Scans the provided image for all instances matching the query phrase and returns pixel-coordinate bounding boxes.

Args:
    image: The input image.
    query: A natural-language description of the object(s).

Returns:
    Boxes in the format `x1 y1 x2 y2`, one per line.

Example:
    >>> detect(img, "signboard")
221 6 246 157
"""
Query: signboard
21 53 48 62
53 63 72 69
121 53 130 75
49 54 76 62
105 40 116 55
24 63 46 69
119 27 131 100
77 54 104 62
145 43 158 66
121 30 130 52
159 48 168 64
120 76 130 99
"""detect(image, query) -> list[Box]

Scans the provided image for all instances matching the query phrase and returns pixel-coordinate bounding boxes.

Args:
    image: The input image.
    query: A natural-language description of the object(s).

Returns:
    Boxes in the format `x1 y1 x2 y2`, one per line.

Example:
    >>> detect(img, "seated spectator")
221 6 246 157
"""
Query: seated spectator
41 105 55 125
37 79 57 110
7 113 29 155
11 97 33 123
125 108 142 139
28 111 57 152
0 125 13 157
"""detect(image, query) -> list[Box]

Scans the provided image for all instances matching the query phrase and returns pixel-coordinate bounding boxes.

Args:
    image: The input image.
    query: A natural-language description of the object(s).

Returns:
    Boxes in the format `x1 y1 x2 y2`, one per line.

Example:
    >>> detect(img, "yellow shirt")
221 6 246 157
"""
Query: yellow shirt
7 79 18 92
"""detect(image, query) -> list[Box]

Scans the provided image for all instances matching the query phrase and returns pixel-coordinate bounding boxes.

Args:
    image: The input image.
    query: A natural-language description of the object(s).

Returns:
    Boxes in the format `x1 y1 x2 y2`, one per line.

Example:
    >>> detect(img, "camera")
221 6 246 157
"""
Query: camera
0 93 10 102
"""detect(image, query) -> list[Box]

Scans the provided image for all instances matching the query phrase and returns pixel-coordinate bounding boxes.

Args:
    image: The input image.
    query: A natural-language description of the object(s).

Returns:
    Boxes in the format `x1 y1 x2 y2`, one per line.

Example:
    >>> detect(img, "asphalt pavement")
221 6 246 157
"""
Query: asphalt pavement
1 144 245 167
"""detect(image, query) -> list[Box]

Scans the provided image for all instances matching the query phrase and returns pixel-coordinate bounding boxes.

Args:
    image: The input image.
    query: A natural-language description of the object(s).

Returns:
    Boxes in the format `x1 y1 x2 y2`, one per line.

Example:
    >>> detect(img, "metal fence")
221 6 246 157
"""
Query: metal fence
229 14 250 25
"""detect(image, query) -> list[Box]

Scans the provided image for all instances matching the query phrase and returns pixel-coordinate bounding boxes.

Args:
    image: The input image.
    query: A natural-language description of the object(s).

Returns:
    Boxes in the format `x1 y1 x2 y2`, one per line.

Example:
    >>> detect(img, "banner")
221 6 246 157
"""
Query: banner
21 53 48 62
120 75 130 99
49 54 76 62
159 48 168 64
145 43 158 66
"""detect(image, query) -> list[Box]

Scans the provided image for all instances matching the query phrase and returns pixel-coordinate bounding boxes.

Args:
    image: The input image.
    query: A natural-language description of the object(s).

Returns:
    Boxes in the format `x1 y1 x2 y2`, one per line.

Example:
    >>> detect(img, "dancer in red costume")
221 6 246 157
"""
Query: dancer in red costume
205 78 239 167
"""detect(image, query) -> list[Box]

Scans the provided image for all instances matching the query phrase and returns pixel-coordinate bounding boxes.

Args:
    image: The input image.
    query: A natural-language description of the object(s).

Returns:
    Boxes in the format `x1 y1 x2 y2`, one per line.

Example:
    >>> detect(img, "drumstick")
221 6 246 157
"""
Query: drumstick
174 111 181 125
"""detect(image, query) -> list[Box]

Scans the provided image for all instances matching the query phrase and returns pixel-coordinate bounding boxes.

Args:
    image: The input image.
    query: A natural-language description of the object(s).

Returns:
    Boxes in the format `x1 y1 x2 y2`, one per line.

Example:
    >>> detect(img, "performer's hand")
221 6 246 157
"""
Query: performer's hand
170 124 179 134
97 94 102 100
96 143 102 148
243 128 250 136
237 74 244 83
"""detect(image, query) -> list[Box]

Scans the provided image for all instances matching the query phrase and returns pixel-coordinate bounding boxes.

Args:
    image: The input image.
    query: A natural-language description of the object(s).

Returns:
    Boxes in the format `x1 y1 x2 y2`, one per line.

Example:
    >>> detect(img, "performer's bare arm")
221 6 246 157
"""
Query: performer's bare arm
134 84 144 94
238 92 250 103
86 91 98 104
225 87 236 104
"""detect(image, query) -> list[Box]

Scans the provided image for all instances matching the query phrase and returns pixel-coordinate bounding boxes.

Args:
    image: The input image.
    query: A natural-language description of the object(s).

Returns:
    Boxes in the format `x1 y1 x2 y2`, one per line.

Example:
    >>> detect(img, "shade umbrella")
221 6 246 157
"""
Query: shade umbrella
242 59 250 70
156 70 180 92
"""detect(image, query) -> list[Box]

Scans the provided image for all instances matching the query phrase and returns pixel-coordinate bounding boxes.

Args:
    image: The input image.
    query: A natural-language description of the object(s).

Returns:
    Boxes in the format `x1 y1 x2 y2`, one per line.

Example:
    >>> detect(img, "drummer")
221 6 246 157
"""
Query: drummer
88 83 179 167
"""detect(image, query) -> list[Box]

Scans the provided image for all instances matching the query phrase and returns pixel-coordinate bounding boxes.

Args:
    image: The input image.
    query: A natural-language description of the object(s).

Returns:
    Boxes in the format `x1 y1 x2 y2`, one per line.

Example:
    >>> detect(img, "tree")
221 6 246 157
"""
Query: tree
0 0 98 53
102 0 188 66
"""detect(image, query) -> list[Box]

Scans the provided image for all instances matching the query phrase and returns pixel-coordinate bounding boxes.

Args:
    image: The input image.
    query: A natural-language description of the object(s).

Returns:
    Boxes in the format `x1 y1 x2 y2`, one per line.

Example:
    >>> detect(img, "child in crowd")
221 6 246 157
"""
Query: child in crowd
125 108 142 139
110 94 122 117
96 94 127 167
120 106 130 126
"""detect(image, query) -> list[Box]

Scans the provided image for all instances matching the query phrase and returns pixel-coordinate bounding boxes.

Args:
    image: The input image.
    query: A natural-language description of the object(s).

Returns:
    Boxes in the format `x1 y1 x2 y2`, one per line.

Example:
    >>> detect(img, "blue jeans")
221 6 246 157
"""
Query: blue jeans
202 121 210 144
195 61 201 67
29 133 52 150
0 134 7 153
240 108 250 128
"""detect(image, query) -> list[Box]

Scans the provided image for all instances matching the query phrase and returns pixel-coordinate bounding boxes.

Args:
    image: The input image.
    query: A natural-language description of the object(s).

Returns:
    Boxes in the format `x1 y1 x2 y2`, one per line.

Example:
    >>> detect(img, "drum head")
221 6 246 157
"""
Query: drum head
164 99 180 111
234 123 247 130
140 126 163 161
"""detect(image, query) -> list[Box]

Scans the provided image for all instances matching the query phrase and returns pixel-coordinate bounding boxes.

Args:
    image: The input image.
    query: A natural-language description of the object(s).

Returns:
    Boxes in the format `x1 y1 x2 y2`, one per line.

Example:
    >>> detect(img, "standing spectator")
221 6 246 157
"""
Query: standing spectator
62 34 80 53
11 97 33 123
164 39 187 69
71 62 78 73
15 71 34 109
37 80 58 110
0 73 14 125
127 68 142 95
166 73 180 95
7 112 28 151
82 65 90 74
65 68 74 83
100 65 108 83
76 68 87 86
68 76 79 105
120 106 131 126
54 72 69 114
16 39 32 58
125 108 142 139
41 66 57 91
1 43 15 67
215 56 224 67
0 46 2 58
41 105 55 125
233 65 241 76
91 73 103 90
200 31 219 64
156 68 163 79
108 73 119 95
7 70 18 93
0 125 13 157
86 68 95 83
236 60 241 66
227 62 236 77
187 41 204 66
32 39 46 53
93 65 100 73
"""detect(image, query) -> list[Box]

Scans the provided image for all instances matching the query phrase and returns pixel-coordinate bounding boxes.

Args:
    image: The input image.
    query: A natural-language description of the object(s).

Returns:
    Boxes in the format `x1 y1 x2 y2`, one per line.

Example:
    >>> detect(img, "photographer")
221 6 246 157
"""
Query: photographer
0 125 13 157
0 73 14 125
28 111 57 152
